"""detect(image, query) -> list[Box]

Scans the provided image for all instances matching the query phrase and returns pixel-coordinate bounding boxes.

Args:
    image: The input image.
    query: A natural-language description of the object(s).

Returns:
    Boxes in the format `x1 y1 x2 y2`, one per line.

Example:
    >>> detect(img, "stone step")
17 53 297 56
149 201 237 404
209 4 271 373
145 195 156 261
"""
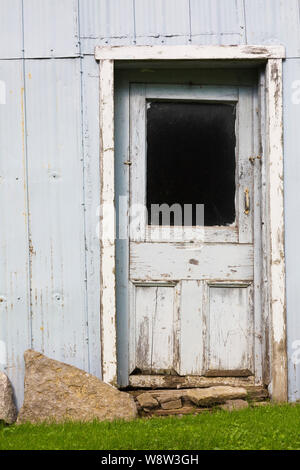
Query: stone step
131 384 269 417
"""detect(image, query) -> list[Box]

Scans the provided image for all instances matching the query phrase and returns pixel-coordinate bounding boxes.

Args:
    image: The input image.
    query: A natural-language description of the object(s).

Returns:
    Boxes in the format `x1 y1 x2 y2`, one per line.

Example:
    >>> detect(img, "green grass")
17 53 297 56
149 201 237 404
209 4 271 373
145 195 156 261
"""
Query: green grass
0 404 300 450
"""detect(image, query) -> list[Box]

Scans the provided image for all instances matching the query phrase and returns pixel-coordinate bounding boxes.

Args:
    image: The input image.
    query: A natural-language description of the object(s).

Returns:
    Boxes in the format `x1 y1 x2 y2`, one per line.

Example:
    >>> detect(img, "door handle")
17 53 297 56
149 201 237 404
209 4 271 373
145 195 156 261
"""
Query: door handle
244 188 250 215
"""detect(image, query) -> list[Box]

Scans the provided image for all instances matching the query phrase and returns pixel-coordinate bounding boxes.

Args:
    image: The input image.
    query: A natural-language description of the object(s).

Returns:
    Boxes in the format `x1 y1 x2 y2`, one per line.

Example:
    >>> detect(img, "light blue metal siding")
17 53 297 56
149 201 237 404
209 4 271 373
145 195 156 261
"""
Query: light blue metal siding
79 0 135 53
1 0 300 406
0 0 23 59
190 0 245 45
282 58 300 401
0 60 31 409
23 0 80 58
244 0 300 58
134 0 191 45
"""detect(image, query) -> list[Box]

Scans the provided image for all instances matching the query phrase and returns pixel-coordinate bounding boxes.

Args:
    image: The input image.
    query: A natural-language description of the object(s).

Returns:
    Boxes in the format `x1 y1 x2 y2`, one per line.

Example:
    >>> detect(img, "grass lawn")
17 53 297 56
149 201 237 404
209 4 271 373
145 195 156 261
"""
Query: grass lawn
0 404 299 450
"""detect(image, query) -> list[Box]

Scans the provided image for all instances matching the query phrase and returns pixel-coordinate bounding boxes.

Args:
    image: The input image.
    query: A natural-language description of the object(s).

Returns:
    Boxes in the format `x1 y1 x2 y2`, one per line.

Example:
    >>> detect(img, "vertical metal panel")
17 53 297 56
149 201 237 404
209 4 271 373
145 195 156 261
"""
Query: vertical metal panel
24 59 89 371
23 0 79 58
244 0 300 58
81 55 102 378
0 0 23 58
0 60 30 409
79 0 135 54
134 0 190 45
282 59 300 401
190 0 245 45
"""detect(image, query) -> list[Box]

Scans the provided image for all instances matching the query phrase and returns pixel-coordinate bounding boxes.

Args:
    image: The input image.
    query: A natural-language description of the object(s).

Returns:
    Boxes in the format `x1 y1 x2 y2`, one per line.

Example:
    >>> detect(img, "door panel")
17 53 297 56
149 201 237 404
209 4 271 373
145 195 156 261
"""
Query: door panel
130 242 253 281
205 283 254 376
129 282 180 375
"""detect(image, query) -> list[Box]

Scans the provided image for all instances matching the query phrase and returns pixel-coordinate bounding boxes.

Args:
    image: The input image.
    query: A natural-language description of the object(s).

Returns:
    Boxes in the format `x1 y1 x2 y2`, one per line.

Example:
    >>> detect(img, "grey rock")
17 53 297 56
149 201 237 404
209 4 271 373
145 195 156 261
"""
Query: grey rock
185 386 247 407
0 372 17 424
136 393 159 410
17 350 137 424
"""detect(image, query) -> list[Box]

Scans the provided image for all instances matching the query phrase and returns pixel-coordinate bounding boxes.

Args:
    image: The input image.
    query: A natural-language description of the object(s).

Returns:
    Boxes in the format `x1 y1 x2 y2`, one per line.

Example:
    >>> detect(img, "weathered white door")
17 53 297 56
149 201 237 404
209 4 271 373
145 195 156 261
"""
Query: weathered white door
117 82 262 383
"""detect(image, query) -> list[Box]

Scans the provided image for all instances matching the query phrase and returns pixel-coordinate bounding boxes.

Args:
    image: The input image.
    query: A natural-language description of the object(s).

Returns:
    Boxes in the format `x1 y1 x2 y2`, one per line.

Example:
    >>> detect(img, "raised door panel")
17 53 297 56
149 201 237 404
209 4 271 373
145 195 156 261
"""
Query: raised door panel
205 283 254 376
129 282 180 375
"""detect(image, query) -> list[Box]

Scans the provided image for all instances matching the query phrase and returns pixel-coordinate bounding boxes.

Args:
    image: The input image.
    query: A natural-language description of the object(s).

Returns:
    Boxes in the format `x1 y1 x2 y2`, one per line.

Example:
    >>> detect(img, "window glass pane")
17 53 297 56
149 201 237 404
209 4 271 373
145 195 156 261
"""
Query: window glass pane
146 101 236 226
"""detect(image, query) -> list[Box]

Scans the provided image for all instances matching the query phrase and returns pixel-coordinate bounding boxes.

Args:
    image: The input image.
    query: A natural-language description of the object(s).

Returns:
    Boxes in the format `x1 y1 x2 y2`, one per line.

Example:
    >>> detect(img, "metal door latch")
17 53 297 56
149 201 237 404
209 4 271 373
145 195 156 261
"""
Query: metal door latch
123 160 132 166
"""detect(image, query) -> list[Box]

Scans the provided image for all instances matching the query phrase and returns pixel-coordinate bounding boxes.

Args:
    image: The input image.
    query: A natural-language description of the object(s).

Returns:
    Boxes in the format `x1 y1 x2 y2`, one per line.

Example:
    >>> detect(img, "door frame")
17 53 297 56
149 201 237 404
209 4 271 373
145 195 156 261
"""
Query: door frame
95 45 287 401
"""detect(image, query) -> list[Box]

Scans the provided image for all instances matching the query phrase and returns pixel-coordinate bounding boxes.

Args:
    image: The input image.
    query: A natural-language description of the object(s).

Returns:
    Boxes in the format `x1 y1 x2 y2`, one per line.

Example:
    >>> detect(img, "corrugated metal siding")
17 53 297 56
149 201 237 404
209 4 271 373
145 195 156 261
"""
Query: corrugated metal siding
282 58 300 401
244 0 300 58
23 0 80 58
134 0 191 45
0 60 31 409
0 1 23 59
190 0 245 45
79 0 135 53
24 58 89 369
1 0 300 406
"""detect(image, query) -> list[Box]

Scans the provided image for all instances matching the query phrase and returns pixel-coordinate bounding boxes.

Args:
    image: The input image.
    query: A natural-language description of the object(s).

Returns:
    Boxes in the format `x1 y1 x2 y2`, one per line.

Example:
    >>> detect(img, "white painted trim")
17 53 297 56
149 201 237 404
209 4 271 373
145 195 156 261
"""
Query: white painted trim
96 46 287 400
95 45 285 61
99 59 117 385
265 59 287 401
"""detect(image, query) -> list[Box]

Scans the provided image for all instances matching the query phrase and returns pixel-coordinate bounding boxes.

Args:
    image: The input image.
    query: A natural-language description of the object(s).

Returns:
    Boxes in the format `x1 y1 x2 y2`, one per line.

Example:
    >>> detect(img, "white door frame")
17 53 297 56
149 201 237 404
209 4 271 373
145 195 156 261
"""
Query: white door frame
95 45 287 401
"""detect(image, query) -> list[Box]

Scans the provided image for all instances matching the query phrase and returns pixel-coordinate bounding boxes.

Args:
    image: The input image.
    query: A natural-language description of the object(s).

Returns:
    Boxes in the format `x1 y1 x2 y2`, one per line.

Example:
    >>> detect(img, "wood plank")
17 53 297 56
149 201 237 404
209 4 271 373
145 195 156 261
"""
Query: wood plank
95 45 285 60
179 281 204 375
130 284 176 374
99 59 117 384
252 83 263 384
151 286 175 371
237 86 254 243
115 76 130 386
129 83 147 242
130 242 254 281
266 59 287 401
128 374 256 389
145 83 238 101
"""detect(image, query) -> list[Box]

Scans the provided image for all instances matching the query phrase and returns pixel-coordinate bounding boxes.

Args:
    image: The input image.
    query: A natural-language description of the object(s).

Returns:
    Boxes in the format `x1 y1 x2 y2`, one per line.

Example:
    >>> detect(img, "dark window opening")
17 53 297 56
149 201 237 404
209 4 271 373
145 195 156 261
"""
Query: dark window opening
146 101 236 226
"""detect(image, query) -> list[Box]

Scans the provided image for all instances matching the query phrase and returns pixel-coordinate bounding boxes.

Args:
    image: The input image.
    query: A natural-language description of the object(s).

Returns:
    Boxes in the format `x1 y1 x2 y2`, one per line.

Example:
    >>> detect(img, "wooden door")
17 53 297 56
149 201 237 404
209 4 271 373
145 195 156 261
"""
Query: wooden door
116 82 262 384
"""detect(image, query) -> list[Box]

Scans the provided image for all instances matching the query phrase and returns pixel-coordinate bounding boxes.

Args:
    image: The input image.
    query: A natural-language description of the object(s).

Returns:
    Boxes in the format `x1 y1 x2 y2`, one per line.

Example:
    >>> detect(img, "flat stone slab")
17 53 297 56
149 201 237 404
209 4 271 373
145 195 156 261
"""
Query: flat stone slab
17 350 137 424
185 386 247 407
0 372 17 424
136 393 158 410
161 399 182 410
